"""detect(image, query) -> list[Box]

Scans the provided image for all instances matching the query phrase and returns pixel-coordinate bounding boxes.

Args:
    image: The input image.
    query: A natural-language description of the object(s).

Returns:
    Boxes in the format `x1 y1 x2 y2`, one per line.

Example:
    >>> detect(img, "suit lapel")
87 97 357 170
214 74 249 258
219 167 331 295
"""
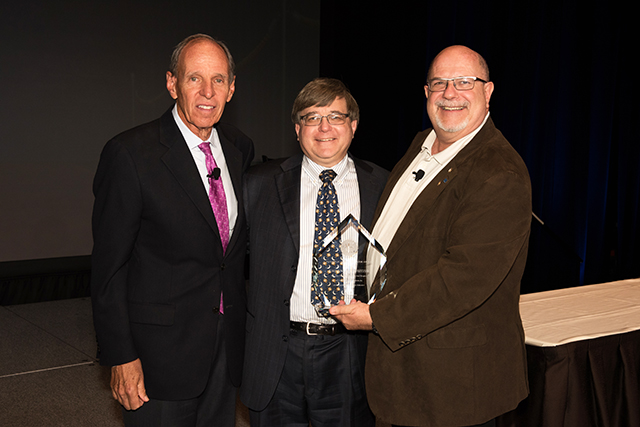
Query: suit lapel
385 163 457 260
217 126 244 256
382 118 498 261
275 155 303 255
353 156 377 229
158 110 220 236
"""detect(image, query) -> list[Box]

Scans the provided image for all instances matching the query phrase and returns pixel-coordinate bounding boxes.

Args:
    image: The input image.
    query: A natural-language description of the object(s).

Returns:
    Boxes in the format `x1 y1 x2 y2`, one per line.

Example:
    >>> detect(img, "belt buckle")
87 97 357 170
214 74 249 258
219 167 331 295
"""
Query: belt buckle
306 322 318 336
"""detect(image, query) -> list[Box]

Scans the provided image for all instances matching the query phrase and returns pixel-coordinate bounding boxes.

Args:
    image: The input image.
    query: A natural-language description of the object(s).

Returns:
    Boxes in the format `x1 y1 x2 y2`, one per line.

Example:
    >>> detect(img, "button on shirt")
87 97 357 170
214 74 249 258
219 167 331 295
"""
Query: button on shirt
290 155 361 325
171 105 238 236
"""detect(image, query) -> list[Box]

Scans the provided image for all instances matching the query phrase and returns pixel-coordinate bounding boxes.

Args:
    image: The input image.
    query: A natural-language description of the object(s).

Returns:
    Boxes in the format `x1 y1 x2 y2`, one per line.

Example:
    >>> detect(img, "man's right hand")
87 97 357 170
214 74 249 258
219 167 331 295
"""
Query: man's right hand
110 358 150 410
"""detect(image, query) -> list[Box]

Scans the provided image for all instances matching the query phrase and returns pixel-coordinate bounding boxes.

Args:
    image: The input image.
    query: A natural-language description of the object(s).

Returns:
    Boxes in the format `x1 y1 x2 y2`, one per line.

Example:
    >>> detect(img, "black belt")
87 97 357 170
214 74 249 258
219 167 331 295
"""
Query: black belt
290 321 346 336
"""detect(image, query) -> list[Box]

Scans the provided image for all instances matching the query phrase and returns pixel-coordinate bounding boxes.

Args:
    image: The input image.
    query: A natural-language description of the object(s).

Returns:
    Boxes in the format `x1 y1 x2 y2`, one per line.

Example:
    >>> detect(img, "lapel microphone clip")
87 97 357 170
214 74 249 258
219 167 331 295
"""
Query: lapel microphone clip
412 169 425 182
207 167 221 180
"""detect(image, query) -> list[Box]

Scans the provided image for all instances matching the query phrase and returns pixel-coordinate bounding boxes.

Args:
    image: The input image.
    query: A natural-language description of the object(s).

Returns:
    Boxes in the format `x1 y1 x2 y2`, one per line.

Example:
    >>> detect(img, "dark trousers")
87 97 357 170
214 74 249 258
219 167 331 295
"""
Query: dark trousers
121 317 236 427
249 329 374 427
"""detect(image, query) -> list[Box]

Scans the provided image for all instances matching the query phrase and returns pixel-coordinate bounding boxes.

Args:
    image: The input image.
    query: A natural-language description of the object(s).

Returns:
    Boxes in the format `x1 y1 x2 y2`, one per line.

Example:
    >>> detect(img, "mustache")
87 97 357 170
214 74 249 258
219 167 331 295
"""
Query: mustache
435 100 469 108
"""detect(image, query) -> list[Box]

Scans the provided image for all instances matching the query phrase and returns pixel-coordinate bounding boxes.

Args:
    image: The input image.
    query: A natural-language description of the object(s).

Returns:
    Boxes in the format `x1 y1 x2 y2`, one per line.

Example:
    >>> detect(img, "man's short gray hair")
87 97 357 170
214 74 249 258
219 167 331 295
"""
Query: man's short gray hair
168 34 235 80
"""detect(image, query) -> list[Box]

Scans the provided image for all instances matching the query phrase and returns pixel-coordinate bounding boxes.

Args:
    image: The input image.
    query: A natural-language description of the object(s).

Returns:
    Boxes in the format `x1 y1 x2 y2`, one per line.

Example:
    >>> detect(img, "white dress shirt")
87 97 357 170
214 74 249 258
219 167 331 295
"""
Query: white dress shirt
290 155 361 325
172 105 238 236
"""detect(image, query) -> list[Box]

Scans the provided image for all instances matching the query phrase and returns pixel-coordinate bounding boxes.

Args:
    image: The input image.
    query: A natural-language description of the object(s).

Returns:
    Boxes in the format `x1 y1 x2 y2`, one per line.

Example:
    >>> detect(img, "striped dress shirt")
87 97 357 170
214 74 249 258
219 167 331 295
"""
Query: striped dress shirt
290 155 361 325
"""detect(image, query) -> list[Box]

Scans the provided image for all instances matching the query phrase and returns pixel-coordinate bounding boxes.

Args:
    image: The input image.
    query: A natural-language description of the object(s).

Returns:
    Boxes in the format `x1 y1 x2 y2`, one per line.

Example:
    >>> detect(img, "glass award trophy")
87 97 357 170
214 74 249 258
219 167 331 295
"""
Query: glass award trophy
312 214 387 317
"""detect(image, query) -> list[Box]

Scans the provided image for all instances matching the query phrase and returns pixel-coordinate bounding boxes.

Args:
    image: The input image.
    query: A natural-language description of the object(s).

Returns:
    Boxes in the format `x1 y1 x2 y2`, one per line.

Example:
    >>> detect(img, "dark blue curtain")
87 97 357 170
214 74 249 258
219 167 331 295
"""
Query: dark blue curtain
320 1 637 293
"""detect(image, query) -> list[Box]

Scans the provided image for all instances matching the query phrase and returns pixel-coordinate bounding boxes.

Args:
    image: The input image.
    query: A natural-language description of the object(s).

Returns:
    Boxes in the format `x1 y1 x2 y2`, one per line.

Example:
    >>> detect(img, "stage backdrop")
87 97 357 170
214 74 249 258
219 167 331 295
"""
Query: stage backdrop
2 1 636 296
0 0 319 263
319 1 637 292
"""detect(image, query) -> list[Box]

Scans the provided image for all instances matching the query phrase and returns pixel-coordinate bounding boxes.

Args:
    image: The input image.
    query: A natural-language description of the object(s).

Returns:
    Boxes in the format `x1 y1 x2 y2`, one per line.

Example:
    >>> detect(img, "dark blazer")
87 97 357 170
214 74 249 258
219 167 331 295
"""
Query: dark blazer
239 154 388 411
367 118 531 426
91 107 254 400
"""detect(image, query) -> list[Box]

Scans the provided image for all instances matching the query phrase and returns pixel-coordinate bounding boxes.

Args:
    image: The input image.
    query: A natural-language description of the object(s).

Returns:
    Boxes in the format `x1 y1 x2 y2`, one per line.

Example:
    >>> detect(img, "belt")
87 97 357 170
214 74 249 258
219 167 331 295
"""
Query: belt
290 321 346 336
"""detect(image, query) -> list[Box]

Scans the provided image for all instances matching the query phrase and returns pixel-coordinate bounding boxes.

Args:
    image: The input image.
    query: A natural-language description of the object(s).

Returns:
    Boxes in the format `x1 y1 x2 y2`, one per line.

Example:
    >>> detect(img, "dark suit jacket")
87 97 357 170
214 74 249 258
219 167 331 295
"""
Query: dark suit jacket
91 107 254 400
239 154 388 411
367 118 531 426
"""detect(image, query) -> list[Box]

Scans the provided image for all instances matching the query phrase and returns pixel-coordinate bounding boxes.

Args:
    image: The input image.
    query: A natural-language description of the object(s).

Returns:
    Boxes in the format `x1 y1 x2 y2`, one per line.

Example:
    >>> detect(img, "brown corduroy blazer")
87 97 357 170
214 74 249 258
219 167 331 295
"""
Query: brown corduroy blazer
367 117 531 426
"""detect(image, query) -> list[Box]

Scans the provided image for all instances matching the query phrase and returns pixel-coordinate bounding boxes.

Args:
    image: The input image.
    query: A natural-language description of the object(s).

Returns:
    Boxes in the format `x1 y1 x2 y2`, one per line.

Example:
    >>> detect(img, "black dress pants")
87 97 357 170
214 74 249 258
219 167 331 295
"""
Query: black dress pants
121 316 236 427
249 329 374 427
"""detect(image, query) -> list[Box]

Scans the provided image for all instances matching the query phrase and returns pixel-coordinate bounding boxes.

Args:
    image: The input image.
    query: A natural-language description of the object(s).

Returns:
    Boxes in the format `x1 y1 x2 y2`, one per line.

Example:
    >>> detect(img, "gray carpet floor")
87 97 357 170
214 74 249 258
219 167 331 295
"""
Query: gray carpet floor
0 297 250 427
1 298 390 427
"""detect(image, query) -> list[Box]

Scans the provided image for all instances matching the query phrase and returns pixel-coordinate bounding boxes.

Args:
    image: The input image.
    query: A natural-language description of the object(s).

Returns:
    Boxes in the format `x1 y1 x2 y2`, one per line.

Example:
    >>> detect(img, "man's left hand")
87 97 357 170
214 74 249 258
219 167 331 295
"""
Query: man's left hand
329 299 373 330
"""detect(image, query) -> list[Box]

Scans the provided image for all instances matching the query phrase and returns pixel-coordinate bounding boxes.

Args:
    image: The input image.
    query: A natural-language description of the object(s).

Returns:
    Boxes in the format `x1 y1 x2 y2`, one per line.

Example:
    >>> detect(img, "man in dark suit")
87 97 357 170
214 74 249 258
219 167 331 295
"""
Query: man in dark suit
91 34 254 426
331 46 531 426
240 78 387 426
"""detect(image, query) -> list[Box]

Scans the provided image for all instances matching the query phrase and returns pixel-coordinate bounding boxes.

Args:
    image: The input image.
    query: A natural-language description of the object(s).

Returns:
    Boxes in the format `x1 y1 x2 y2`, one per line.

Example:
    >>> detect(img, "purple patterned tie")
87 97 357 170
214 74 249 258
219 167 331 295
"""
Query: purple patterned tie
198 142 230 253
199 142 229 314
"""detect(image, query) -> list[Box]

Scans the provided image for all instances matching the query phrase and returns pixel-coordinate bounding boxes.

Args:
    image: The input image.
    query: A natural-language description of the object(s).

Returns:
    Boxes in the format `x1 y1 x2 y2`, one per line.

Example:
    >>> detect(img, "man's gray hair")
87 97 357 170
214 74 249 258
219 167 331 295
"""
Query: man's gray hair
168 34 235 80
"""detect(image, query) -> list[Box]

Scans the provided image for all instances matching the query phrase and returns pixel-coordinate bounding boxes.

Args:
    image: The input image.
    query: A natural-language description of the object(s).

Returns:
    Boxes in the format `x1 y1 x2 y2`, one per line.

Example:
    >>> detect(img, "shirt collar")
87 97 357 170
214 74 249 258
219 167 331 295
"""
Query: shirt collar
302 154 350 185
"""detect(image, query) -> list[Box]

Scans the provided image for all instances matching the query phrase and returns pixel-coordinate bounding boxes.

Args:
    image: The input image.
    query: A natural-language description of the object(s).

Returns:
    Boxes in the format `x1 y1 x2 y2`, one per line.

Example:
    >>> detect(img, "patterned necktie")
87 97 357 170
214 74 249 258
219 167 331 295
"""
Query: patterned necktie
311 169 344 308
198 142 229 253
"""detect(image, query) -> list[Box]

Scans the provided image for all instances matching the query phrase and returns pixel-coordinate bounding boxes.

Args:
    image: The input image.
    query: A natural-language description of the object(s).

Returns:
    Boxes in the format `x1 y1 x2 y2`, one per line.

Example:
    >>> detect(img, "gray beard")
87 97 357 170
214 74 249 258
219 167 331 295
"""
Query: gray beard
435 114 469 133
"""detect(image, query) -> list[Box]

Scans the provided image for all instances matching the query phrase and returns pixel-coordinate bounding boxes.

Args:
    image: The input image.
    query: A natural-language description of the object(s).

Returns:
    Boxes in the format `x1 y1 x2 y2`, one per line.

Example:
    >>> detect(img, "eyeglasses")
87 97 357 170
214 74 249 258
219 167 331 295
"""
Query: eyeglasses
427 76 488 92
299 113 350 126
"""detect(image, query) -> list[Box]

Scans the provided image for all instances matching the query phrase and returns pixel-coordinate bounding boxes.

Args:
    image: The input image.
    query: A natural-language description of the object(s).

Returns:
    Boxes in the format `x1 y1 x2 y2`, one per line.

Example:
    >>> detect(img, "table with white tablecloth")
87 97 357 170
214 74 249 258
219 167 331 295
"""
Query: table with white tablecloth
497 279 640 427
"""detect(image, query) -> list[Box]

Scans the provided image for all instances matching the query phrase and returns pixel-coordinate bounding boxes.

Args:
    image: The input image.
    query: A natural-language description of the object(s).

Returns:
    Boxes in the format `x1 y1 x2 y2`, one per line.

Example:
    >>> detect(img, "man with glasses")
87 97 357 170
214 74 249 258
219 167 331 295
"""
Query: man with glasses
331 46 531 426
241 78 387 426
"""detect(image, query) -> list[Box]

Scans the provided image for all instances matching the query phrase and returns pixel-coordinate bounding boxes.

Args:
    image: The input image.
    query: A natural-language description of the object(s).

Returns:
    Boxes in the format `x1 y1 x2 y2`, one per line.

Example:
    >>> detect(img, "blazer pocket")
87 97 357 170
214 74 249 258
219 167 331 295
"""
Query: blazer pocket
427 324 487 349
128 301 175 326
